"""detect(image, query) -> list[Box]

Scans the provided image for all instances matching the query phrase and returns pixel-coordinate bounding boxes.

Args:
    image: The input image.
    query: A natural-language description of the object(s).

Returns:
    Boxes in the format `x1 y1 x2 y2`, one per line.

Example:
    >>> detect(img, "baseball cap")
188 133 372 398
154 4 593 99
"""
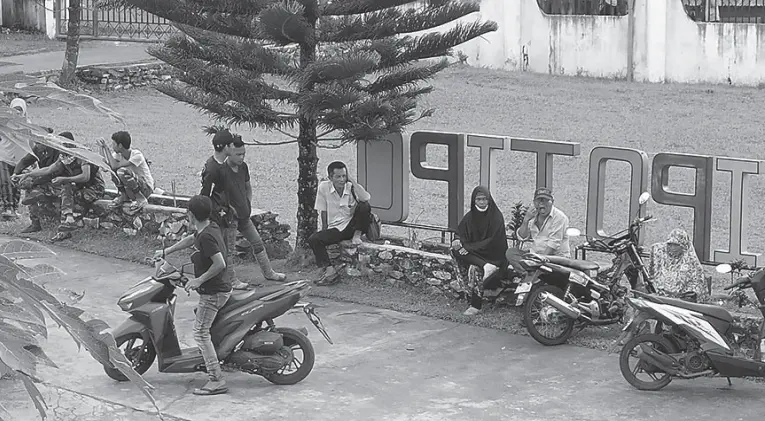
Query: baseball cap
534 187 554 200
212 130 234 147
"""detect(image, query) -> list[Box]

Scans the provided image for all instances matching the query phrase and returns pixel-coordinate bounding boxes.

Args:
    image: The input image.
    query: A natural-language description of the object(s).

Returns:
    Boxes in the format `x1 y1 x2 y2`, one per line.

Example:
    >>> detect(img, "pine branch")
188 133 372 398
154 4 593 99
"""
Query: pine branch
298 81 365 116
320 94 420 141
184 0 278 15
318 2 482 42
365 58 449 95
149 44 297 103
257 1 314 45
322 0 418 16
368 20 498 68
156 81 297 130
169 25 296 76
297 50 380 86
123 0 261 38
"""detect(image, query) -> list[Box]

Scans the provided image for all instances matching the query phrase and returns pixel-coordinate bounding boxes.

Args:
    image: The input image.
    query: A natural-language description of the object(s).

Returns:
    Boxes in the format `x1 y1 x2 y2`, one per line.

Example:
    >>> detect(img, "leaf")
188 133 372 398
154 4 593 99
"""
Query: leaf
22 345 58 369
28 264 66 285
0 400 11 421
0 328 40 378
51 288 85 305
0 80 124 124
28 131 116 175
19 372 48 420
0 301 46 328
0 240 56 261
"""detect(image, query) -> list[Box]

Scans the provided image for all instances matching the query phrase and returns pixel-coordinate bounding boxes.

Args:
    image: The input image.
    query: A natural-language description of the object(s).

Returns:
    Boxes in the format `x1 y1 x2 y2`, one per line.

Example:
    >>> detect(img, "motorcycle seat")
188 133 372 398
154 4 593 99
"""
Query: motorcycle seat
653 296 734 322
545 256 599 272
223 285 287 311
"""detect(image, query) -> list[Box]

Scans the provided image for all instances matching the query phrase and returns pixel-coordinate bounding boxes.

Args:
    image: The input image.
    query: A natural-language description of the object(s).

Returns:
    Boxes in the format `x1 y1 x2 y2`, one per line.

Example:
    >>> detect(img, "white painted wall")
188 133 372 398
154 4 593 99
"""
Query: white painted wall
454 0 765 86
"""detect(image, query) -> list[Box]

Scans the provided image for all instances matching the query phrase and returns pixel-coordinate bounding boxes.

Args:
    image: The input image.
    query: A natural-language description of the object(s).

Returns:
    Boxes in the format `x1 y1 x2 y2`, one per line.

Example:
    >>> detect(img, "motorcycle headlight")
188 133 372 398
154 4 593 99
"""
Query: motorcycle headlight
568 272 589 286
587 269 598 279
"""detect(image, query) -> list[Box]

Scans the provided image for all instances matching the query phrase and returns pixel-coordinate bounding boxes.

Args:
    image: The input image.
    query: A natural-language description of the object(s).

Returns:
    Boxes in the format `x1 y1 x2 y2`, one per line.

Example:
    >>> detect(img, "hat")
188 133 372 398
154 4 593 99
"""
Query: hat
534 187 554 200
212 130 234 147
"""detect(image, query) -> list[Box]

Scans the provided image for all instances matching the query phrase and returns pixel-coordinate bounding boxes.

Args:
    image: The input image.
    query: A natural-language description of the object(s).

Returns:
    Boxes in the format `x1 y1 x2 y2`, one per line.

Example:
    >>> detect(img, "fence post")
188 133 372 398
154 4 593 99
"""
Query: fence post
626 0 636 82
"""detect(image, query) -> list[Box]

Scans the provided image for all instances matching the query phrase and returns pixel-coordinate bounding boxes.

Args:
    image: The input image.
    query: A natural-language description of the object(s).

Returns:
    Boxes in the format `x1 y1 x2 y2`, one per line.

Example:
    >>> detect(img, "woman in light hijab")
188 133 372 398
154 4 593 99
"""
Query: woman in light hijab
0 99 30 219
648 229 708 301
451 186 509 316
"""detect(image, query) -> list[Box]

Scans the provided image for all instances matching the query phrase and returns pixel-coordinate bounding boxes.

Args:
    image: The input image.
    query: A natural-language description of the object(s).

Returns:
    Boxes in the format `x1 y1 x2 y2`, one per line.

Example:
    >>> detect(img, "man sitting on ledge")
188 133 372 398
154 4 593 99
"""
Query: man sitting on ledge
309 161 371 286
515 187 571 258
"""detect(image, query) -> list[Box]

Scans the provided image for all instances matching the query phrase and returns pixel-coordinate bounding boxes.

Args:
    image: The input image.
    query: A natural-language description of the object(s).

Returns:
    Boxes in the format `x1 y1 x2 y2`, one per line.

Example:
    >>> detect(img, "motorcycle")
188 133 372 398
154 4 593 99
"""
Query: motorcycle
102 258 333 385
518 191 657 346
616 263 765 391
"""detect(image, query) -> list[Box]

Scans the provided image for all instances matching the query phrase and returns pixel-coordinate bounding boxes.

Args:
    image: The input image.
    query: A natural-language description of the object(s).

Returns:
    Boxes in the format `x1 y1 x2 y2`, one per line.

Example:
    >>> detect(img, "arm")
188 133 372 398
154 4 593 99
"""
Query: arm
14 154 38 174
196 253 226 284
245 181 252 205
348 175 371 202
200 164 215 196
56 162 89 184
162 234 195 255
516 208 536 241
320 211 328 231
25 161 62 179
314 184 328 231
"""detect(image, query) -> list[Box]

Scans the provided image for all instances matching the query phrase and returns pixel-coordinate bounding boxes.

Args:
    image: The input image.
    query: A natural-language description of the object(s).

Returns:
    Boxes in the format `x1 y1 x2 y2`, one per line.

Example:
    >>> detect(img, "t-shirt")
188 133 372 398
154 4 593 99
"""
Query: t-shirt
191 222 231 294
200 155 228 213
112 149 154 190
58 157 105 189
16 144 60 173
220 162 250 220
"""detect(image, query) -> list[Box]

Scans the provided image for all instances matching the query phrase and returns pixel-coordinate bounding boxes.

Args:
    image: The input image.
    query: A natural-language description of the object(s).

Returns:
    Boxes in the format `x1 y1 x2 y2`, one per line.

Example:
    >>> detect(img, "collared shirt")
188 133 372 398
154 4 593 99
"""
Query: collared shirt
314 180 366 231
516 206 571 258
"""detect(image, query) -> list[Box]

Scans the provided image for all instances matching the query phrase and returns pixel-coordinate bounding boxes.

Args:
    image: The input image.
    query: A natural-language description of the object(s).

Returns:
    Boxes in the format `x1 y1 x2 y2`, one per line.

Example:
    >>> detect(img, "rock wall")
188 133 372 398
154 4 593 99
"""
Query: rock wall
75 62 175 91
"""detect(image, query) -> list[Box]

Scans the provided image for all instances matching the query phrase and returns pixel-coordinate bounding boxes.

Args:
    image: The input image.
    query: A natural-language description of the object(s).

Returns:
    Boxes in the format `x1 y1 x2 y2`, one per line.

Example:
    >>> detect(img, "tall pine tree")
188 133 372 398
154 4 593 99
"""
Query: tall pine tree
119 0 497 246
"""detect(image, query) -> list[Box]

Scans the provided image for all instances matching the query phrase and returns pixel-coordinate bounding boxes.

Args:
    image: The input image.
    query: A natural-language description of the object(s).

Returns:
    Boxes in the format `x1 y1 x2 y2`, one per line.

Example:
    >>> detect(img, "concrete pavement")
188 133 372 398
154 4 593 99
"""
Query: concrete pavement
0 40 153 75
2 235 765 421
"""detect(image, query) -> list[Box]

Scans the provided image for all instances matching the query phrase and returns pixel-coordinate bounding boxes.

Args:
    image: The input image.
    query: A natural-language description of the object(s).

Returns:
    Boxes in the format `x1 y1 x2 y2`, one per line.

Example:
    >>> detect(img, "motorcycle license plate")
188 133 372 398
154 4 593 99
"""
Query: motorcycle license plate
516 283 532 294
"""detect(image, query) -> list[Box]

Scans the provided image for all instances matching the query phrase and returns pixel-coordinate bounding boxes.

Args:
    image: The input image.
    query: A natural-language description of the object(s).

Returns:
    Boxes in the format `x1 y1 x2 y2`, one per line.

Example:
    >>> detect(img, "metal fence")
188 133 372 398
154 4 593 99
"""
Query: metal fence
683 0 765 23
56 0 178 41
536 0 629 16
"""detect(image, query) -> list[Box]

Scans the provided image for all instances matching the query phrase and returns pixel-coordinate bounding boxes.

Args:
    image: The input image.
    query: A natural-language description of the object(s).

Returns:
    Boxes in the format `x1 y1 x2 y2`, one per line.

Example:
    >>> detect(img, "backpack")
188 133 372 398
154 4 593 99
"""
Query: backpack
351 186 382 242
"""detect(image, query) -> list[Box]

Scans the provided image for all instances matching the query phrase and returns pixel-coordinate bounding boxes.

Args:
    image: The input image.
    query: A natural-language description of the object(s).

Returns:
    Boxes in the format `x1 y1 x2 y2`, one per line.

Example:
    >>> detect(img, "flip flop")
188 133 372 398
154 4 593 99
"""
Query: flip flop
193 385 228 396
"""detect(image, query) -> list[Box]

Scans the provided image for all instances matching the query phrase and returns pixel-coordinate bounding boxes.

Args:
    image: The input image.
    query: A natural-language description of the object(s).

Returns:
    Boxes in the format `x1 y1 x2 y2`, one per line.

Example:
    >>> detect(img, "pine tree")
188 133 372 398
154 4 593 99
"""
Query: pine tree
118 0 498 246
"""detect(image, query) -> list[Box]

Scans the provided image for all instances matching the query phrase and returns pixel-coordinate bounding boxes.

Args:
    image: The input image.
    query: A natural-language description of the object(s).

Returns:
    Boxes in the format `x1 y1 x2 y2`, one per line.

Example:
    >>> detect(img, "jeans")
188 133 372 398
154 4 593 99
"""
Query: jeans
222 226 238 281
308 202 371 268
112 167 152 199
237 217 265 255
193 291 231 381
452 250 507 310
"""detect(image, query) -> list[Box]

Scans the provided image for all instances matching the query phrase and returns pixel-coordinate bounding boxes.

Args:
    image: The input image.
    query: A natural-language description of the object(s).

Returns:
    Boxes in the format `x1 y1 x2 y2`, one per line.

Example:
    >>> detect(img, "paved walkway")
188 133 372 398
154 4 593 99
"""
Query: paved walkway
0 40 153 75
2 235 765 421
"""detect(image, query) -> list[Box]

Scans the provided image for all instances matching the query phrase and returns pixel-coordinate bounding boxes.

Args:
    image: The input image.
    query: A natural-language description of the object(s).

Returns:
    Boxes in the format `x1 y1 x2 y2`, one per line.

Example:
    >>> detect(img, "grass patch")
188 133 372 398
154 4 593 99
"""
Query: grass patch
0 31 66 57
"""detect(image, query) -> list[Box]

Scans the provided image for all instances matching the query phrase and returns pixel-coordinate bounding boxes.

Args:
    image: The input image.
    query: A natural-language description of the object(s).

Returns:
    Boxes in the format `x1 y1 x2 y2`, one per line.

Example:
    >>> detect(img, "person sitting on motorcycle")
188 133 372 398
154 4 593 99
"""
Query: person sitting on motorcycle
648 228 709 302
451 186 509 316
515 187 571 258
153 195 232 396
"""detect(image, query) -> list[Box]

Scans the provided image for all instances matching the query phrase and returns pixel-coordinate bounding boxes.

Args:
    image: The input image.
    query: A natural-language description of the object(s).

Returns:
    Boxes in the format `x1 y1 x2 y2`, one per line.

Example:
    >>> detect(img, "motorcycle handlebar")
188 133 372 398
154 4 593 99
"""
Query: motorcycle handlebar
724 276 751 291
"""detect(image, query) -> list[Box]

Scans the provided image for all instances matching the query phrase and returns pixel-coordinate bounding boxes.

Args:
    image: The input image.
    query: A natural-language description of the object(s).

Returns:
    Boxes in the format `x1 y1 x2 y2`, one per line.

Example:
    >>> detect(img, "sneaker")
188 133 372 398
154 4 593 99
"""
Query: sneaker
463 306 481 316
193 379 228 396
20 221 42 233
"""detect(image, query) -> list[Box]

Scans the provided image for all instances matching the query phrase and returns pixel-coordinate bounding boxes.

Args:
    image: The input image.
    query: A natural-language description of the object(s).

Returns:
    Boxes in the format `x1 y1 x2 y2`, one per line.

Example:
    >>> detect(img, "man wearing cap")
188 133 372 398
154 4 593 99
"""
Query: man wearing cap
515 187 571 258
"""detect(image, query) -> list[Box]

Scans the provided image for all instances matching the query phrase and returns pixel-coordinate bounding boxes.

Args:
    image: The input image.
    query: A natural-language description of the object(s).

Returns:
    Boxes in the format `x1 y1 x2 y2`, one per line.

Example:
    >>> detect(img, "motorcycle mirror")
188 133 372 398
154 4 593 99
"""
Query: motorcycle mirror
566 227 581 237
715 263 733 274
638 192 651 205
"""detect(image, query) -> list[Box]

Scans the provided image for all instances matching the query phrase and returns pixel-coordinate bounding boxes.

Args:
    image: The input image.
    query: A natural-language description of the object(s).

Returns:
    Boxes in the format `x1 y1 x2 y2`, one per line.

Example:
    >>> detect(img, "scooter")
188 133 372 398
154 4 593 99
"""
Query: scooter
616 263 765 391
102 258 333 385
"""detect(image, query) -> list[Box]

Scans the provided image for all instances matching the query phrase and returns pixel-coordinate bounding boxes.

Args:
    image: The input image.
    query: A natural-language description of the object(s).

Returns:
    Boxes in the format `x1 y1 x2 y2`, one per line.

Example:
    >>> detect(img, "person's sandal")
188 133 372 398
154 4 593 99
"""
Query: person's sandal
193 380 228 396
51 231 72 242
231 280 251 290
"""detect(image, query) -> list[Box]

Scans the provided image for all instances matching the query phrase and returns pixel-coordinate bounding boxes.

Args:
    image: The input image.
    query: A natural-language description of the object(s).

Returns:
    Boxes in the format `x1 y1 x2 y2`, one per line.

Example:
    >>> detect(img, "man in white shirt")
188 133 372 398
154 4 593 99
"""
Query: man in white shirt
309 161 372 286
98 131 155 213
516 187 571 258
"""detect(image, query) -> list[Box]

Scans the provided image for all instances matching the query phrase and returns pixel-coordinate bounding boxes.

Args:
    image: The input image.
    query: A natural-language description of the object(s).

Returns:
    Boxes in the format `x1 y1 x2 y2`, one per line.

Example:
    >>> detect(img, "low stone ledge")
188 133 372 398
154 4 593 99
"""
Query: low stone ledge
75 61 175 91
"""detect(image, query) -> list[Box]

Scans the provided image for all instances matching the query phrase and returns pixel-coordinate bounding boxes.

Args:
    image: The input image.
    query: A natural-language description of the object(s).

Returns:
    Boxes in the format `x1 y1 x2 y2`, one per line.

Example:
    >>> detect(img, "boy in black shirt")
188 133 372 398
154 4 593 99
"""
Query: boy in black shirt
154 195 231 396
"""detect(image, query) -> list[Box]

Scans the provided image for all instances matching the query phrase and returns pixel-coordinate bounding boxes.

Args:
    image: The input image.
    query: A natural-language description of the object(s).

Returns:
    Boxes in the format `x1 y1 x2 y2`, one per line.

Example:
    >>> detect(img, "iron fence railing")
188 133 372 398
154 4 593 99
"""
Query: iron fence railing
684 0 765 23
56 0 178 41
536 0 629 16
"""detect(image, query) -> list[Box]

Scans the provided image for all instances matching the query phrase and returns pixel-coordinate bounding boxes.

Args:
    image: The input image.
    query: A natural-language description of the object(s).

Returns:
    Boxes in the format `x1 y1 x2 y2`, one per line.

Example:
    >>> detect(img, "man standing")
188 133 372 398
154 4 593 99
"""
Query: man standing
218 141 286 282
98 131 154 213
515 187 571 258
199 129 250 290
309 161 372 286
154 195 230 396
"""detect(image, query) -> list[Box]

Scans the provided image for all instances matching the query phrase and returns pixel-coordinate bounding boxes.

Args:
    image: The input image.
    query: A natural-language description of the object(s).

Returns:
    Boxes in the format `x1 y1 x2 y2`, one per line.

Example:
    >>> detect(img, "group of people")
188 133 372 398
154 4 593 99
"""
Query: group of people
450 185 710 316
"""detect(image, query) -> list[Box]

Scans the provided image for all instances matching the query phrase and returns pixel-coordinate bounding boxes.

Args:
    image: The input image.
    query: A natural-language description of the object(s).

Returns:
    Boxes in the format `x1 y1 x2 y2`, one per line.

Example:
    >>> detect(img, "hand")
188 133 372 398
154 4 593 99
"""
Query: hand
10 174 22 184
184 277 204 293
96 137 107 148
524 207 537 222
51 177 64 186
152 249 165 260
451 239 462 250
458 248 468 256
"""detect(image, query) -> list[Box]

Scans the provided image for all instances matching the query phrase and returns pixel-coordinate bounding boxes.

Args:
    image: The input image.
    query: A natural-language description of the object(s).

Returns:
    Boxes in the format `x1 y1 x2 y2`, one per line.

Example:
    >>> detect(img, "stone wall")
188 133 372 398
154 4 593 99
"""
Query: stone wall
74 62 175 91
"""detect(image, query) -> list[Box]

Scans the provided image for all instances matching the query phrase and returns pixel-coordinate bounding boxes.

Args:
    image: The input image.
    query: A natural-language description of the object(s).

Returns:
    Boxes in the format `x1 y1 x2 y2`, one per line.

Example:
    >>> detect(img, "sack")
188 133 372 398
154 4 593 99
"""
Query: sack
351 185 382 242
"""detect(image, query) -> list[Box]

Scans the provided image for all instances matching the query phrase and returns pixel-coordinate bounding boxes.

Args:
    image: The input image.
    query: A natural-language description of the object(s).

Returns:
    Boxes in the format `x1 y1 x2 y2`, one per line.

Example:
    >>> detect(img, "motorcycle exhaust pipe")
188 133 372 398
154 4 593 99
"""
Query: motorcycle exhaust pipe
637 343 681 375
540 292 588 321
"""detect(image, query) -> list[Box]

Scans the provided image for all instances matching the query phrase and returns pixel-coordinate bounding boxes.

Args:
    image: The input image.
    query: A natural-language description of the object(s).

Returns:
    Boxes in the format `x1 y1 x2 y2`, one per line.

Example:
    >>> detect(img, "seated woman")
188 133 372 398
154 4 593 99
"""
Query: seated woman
451 186 509 316
648 229 709 302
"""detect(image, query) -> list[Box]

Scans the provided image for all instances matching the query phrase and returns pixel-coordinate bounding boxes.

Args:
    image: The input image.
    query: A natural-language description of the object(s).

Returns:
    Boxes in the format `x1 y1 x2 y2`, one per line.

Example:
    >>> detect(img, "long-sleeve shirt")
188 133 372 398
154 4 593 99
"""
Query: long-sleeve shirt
516 206 571 258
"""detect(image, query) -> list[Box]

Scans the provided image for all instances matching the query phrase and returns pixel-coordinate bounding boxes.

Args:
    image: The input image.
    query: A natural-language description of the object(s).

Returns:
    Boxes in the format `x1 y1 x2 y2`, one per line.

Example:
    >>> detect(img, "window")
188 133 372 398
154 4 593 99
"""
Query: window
537 0 629 16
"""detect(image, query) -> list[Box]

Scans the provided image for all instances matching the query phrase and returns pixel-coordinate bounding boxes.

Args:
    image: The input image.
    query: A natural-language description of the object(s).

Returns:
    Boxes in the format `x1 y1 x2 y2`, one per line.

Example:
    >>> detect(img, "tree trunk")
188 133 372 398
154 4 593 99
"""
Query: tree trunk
295 3 319 249
59 0 82 88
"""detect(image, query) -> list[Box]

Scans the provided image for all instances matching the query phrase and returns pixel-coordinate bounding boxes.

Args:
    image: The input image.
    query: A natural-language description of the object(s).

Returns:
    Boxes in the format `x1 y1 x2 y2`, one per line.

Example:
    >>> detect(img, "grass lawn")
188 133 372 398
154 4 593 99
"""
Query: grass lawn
3 64 764 349
0 30 66 58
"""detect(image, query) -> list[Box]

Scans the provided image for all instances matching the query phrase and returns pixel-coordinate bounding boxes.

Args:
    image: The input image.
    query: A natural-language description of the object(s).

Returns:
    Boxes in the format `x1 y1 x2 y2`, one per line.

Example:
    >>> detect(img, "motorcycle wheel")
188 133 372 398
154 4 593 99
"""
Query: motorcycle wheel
104 333 156 382
619 333 677 391
265 327 315 385
524 285 575 346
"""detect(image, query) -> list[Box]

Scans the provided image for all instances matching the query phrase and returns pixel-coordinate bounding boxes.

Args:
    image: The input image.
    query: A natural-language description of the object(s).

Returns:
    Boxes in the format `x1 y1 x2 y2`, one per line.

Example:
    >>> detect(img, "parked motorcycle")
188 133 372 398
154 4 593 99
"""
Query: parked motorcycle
518 191 657 346
617 263 765 391
102 258 333 385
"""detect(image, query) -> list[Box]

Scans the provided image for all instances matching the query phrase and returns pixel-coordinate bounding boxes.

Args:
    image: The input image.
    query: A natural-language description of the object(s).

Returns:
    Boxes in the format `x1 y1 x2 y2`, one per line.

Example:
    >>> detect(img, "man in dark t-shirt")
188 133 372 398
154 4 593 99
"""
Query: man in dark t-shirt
154 195 231 396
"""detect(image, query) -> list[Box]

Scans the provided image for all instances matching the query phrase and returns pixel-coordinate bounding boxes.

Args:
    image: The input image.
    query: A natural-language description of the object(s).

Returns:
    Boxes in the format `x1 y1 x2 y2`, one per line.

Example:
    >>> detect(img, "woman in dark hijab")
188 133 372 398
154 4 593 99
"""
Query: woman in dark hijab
451 186 508 316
